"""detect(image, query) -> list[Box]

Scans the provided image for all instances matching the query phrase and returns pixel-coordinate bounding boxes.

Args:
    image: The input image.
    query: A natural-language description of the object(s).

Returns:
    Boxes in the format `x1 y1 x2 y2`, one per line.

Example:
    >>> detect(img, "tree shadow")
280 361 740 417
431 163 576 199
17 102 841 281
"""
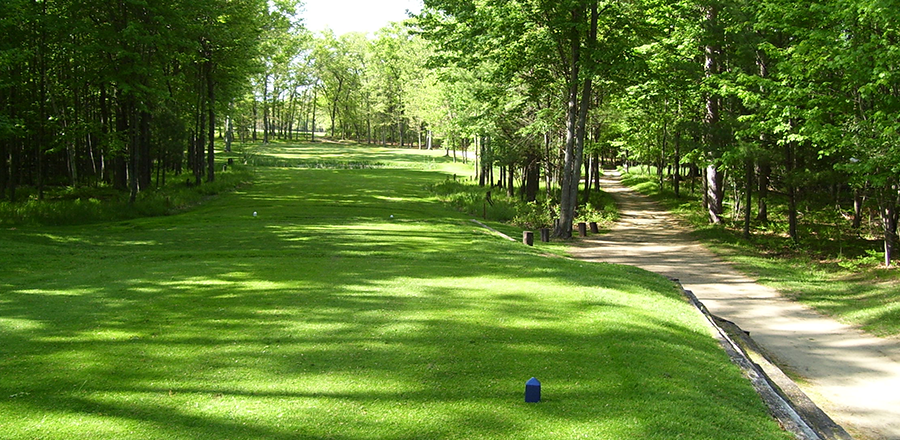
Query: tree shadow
0 156 788 439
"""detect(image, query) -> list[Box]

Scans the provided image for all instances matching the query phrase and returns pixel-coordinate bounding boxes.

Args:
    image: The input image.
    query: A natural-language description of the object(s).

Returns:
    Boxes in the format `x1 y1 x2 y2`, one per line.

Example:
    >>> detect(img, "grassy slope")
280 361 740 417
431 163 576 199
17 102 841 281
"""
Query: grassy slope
621 171 900 337
0 143 790 440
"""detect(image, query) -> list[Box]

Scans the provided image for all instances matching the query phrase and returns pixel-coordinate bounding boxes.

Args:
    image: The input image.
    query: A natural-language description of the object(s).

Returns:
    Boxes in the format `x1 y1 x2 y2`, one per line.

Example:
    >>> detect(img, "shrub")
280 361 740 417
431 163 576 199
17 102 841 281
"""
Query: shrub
0 166 252 226
431 179 617 231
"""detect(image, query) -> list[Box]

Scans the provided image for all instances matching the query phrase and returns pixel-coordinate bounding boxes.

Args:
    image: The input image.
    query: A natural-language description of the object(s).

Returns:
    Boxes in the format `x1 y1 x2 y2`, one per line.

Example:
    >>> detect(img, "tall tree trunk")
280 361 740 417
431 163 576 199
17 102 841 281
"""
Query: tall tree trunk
555 3 597 238
127 100 139 203
0 140 7 200
882 199 899 267
853 189 863 230
479 137 489 187
330 76 343 138
525 155 540 203
756 50 771 224
582 154 592 205
9 138 19 202
702 166 709 213
225 114 234 153
194 93 205 186
703 3 723 224
743 158 753 238
706 165 723 224
263 74 269 143
507 164 515 197
139 110 152 191
206 57 216 183
544 132 553 200
252 98 258 141
757 159 771 223
310 86 318 142
786 141 798 242
674 128 682 197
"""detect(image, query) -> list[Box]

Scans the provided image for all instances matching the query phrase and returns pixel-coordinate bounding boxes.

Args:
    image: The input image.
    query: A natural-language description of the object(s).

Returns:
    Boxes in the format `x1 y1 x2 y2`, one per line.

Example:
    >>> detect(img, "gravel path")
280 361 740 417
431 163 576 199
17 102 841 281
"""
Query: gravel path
570 170 900 440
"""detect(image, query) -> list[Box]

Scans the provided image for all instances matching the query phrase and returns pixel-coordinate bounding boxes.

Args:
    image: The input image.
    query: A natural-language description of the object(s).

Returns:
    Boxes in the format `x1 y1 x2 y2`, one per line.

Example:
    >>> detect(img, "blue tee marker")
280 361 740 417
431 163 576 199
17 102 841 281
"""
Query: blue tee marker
525 377 541 403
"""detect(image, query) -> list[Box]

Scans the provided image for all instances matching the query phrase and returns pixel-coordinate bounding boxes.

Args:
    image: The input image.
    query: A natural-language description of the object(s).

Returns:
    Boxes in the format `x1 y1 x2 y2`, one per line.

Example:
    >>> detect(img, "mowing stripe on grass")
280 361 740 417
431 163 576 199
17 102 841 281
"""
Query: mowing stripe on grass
0 143 793 440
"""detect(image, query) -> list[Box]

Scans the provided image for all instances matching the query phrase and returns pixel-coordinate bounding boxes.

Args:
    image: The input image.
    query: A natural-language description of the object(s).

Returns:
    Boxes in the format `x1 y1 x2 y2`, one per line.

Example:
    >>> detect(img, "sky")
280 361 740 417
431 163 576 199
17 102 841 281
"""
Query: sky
301 0 424 36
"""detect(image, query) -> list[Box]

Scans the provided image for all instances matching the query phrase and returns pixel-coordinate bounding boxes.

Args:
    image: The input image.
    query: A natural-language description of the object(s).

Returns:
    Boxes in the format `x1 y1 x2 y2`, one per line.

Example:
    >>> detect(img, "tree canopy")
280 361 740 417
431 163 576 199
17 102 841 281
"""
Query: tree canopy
3 0 900 264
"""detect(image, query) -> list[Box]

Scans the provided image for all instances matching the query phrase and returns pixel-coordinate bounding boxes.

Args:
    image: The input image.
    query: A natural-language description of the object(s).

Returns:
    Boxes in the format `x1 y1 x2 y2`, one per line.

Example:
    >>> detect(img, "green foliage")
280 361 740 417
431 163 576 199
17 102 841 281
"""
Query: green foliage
431 178 618 231
577 191 619 226
838 249 885 272
513 200 556 230
0 166 252 226
429 179 518 222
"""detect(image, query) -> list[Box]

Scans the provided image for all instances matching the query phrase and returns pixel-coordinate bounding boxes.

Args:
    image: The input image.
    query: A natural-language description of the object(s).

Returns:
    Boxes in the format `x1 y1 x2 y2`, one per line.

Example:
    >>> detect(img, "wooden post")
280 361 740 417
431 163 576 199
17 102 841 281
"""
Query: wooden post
540 228 550 242
523 231 534 246
590 221 599 233
578 222 587 237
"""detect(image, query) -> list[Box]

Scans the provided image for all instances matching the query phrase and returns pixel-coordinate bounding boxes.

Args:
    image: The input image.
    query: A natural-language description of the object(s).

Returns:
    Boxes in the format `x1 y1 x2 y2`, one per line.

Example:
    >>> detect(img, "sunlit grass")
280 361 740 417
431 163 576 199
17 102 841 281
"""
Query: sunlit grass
0 143 791 439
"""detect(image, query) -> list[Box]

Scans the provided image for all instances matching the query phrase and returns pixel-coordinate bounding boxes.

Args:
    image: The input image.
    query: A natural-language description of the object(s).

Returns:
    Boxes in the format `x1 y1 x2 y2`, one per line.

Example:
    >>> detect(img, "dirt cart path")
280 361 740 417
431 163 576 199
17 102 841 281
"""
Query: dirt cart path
569 170 900 440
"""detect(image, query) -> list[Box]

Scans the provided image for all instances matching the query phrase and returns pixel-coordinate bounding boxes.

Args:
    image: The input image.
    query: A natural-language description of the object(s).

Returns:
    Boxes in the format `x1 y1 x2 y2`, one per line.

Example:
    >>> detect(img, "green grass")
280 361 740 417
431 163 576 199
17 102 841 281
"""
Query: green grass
621 168 900 337
0 143 791 439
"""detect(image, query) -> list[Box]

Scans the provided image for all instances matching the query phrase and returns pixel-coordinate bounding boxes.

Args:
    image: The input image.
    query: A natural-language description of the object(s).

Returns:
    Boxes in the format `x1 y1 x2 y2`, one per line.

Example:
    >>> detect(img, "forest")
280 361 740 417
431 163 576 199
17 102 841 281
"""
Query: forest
1 0 899 264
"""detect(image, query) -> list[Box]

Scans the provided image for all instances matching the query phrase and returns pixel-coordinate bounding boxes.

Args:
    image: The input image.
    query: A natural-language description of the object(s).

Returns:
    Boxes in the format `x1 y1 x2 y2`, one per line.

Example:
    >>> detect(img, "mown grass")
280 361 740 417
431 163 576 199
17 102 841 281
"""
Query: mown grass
0 144 791 439
621 169 900 337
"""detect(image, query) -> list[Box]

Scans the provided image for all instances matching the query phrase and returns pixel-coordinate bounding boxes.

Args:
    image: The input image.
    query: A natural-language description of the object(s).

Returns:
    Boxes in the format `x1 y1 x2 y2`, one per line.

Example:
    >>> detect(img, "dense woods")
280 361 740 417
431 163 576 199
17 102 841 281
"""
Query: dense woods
415 0 900 263
0 0 293 202
2 0 899 264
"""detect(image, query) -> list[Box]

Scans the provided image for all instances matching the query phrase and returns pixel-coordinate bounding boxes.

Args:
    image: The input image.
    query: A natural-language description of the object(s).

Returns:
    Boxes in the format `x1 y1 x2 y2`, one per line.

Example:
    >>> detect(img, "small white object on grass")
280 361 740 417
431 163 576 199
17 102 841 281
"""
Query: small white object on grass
253 211 258 217
390 215 394 219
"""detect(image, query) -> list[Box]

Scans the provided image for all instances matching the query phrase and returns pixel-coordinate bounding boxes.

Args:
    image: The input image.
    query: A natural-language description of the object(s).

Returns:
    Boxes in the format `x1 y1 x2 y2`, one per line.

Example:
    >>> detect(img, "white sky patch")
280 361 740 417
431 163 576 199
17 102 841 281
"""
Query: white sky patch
301 0 423 36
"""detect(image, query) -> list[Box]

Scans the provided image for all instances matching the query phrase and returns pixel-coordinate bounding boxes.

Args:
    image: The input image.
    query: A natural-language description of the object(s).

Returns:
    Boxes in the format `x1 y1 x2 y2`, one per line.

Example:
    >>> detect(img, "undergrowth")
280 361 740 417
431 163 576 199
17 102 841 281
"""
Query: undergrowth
429 178 618 231
0 166 252 227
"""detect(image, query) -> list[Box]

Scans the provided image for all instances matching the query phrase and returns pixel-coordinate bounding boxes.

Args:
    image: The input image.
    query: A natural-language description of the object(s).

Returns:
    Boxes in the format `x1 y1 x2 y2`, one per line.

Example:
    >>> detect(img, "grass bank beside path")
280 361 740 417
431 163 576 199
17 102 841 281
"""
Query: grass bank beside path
620 170 900 337
0 143 790 439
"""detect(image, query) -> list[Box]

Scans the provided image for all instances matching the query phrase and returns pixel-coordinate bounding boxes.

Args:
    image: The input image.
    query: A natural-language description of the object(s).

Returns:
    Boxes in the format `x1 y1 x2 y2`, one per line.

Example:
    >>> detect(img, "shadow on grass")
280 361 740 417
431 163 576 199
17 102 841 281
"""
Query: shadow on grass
1 271 763 439
0 146 788 439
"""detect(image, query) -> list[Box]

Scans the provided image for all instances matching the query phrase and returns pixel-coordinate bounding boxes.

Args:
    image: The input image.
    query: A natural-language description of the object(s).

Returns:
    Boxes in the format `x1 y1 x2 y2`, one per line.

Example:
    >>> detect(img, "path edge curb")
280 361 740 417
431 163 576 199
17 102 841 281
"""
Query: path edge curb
675 279 854 440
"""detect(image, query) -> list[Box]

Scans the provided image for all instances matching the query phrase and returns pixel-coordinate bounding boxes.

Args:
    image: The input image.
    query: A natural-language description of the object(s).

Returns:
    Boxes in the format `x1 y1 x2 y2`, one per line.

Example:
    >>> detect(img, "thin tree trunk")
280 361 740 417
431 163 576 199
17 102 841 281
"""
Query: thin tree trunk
786 141 798 242
853 189 863 230
582 154 592 204
757 159 771 223
207 58 216 183
674 128 682 197
311 86 317 142
743 158 753 238
883 200 899 267
263 74 269 143
707 165 723 224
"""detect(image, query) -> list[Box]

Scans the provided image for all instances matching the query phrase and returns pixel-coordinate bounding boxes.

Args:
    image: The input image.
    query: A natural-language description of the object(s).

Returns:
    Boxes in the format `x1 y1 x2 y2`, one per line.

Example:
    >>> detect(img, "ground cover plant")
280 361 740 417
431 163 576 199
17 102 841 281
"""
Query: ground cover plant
429 178 618 233
0 166 253 227
621 169 900 337
0 143 791 439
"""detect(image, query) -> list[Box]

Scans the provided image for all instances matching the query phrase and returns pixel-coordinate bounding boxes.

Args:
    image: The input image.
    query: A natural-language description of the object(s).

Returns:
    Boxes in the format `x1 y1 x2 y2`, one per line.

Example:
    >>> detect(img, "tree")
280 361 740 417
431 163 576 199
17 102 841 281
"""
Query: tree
0 0 275 201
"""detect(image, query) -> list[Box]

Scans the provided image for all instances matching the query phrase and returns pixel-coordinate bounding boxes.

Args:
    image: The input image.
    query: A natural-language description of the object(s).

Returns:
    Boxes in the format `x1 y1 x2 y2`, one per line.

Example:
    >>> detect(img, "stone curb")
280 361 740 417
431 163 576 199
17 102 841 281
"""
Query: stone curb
470 219 515 241
675 279 854 440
